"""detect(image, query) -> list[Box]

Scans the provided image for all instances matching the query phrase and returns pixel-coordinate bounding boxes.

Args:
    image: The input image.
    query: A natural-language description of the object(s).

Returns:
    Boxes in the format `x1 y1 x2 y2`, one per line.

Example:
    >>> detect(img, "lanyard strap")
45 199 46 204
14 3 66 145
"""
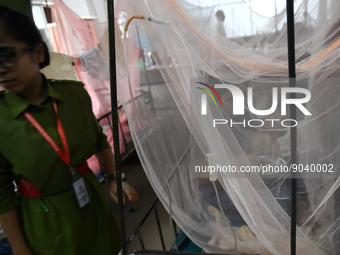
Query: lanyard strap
23 98 72 170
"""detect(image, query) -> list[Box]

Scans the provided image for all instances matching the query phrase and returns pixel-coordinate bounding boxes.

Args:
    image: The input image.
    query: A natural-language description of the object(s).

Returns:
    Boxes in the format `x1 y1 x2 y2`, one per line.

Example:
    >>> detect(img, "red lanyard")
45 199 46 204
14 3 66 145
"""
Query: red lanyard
23 98 73 171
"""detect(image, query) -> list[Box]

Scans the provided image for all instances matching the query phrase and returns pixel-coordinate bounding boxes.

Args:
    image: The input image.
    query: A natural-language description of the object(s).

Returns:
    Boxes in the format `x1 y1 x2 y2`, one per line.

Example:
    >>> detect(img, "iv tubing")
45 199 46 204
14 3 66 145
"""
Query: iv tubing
135 4 196 249
124 10 237 252
124 15 145 32
144 2 238 251
123 17 178 250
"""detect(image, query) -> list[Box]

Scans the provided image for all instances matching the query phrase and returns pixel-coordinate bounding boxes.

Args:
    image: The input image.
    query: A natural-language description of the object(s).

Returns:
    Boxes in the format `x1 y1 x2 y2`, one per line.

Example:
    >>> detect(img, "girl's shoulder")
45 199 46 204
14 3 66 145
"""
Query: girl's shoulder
48 79 84 87
47 79 90 104
48 79 86 96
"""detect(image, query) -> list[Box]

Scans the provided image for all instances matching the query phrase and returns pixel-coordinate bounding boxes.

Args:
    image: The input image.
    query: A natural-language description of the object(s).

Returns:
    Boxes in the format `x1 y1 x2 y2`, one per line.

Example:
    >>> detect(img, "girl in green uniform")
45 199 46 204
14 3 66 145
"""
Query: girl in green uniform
0 6 138 255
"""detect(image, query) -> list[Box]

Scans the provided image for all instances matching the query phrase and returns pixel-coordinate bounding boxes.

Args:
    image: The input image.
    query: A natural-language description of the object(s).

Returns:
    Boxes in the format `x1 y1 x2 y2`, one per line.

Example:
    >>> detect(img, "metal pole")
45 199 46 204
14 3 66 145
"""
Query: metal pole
286 0 297 254
154 206 166 251
138 232 146 250
249 0 254 35
172 219 178 236
125 198 159 248
275 0 278 34
107 1 127 254
304 0 309 27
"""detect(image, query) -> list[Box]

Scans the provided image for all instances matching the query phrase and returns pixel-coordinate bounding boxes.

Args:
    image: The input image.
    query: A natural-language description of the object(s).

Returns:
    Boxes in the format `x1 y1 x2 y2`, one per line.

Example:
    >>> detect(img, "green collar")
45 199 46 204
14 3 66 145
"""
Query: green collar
5 75 64 119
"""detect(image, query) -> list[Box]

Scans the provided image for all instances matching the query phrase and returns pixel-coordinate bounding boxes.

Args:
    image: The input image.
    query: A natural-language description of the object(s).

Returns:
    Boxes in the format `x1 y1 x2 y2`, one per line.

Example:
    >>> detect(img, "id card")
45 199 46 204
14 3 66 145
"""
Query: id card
72 178 90 208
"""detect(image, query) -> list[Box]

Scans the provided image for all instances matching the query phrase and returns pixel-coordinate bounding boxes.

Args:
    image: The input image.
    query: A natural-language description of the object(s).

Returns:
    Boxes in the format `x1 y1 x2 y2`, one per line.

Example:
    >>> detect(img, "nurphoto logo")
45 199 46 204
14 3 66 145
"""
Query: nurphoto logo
196 81 312 128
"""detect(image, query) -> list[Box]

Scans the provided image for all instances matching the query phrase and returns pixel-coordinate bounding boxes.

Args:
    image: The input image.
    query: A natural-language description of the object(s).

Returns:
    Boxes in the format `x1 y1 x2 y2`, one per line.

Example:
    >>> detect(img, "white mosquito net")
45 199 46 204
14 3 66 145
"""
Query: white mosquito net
85 0 340 254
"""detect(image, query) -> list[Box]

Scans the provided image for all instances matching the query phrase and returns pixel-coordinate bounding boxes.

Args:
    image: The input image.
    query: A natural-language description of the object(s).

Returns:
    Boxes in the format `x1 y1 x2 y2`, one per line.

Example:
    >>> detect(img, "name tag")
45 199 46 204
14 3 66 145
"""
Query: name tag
72 178 90 208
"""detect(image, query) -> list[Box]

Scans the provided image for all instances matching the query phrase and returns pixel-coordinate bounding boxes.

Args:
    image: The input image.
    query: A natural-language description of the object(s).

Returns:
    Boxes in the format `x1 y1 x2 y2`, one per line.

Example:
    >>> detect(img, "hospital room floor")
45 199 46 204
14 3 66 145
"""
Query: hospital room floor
102 151 177 252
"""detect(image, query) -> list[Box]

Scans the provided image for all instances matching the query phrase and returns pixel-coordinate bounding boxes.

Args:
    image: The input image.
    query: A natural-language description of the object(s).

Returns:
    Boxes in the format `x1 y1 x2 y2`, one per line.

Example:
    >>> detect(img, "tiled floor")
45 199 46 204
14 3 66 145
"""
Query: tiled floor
102 151 177 252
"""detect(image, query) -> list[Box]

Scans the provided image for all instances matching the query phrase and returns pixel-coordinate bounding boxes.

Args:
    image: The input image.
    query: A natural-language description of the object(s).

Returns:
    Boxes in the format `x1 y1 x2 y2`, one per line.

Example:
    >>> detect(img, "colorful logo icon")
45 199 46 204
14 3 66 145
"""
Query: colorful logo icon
196 82 222 115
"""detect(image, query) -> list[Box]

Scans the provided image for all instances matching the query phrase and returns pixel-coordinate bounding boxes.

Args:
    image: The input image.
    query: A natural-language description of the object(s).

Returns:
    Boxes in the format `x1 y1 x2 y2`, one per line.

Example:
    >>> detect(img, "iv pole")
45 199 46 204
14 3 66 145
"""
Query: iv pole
286 0 298 254
107 1 128 255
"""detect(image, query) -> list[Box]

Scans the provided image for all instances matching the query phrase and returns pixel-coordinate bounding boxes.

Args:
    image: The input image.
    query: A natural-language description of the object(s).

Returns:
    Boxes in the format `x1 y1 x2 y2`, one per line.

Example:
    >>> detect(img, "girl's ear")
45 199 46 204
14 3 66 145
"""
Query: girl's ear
34 44 45 64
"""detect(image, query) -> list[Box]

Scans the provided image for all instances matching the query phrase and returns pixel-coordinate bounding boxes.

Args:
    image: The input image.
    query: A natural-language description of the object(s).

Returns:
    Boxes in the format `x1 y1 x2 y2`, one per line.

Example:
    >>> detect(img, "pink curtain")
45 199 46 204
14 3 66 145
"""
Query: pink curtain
48 0 133 175
50 0 96 54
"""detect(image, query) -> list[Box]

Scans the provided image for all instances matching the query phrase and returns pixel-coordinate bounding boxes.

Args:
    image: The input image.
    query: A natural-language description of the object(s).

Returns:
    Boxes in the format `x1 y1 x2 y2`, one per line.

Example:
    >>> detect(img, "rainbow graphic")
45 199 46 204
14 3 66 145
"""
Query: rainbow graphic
196 82 222 115
196 82 222 106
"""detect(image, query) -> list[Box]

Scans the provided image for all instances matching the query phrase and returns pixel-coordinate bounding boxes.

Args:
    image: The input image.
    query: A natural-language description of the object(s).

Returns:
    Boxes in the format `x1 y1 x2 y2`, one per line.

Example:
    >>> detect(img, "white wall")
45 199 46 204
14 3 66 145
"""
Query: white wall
32 0 91 18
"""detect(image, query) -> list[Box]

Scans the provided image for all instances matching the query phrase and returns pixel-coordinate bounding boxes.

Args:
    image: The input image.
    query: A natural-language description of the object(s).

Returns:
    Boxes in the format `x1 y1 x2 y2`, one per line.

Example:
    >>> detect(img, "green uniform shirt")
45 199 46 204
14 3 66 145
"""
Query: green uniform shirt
0 76 121 254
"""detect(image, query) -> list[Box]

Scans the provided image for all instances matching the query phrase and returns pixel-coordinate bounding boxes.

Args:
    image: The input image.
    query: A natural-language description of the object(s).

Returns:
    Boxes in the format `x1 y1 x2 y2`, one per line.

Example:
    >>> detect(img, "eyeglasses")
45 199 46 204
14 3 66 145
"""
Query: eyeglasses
0 45 36 69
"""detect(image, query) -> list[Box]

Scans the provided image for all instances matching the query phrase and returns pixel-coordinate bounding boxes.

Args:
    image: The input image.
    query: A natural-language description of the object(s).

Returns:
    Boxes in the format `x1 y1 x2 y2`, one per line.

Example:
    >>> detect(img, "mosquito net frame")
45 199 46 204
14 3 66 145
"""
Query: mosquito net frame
85 0 340 254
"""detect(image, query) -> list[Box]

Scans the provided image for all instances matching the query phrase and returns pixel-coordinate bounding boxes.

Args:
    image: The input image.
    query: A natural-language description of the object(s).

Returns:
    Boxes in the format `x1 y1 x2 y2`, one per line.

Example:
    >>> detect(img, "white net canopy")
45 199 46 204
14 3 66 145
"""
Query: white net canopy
87 0 340 254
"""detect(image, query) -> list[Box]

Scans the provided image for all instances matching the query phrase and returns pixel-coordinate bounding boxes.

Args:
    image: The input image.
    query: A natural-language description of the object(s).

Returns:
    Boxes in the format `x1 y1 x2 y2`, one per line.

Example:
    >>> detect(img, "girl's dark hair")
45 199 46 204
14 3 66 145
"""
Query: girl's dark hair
0 6 50 69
